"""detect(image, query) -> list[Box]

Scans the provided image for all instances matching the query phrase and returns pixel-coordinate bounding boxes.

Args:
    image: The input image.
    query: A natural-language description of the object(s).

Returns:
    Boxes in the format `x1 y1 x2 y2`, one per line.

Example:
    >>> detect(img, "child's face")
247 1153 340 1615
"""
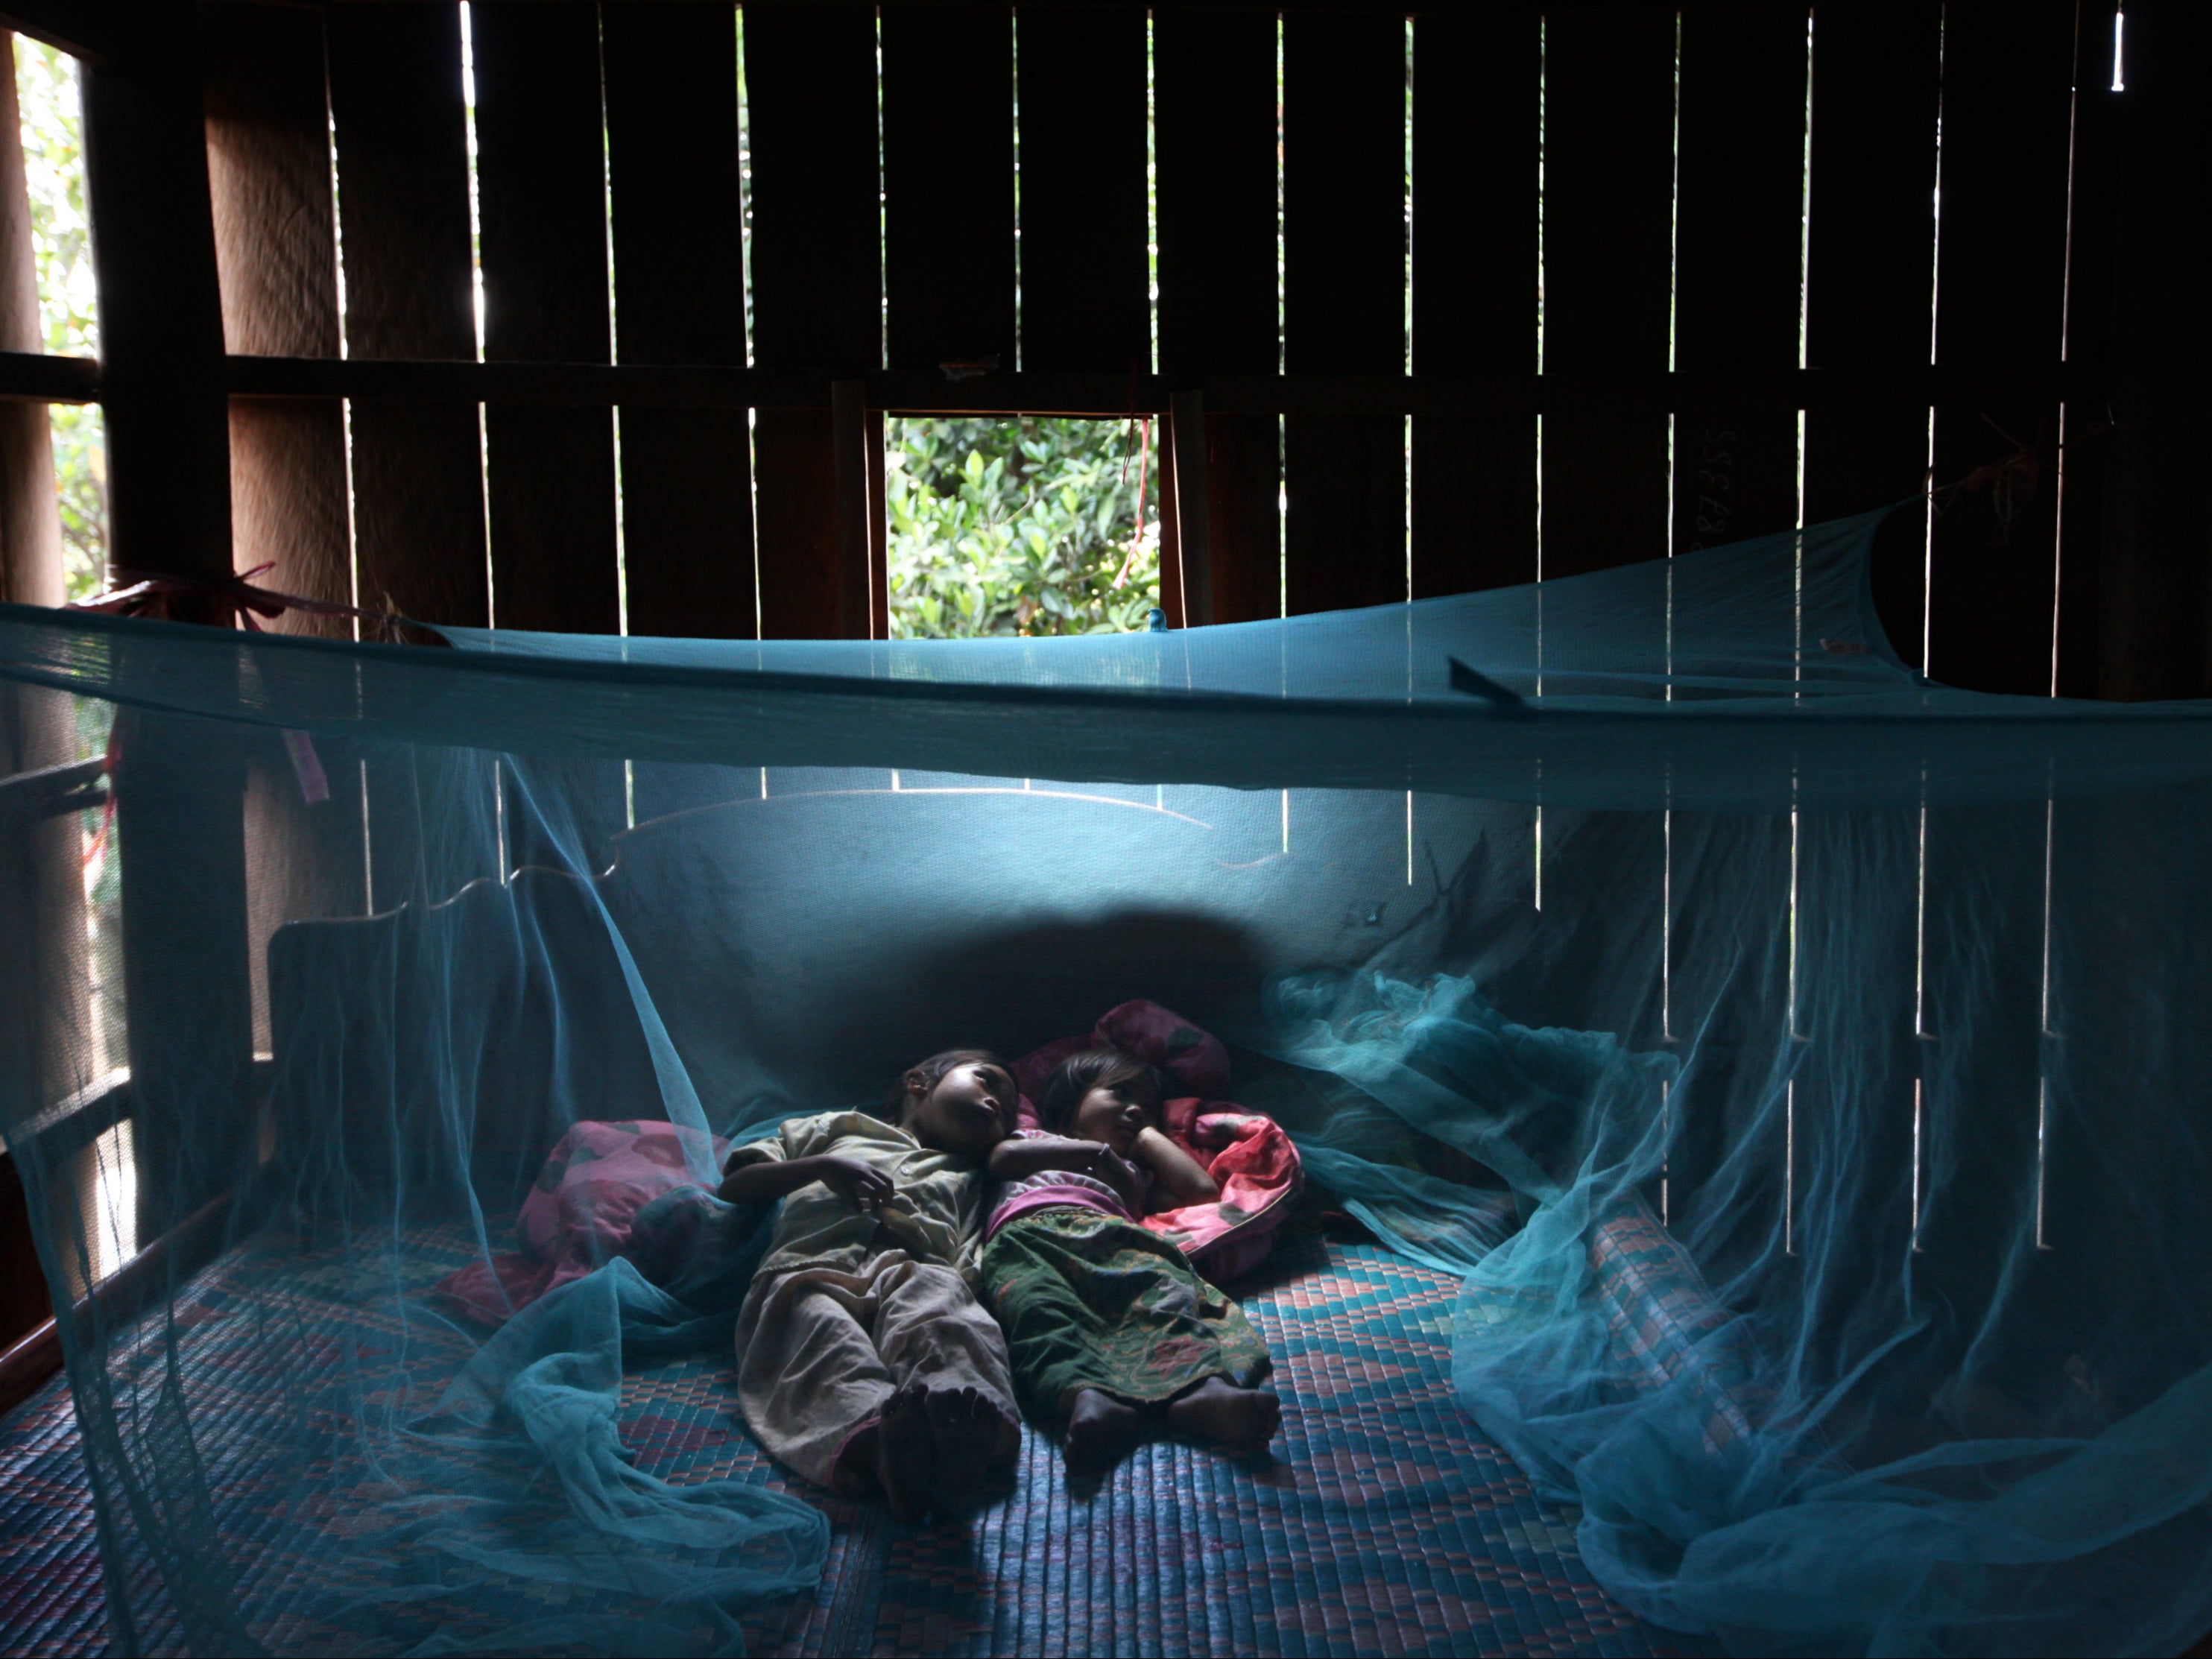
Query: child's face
1069 1085 1153 1155
906 1061 1018 1160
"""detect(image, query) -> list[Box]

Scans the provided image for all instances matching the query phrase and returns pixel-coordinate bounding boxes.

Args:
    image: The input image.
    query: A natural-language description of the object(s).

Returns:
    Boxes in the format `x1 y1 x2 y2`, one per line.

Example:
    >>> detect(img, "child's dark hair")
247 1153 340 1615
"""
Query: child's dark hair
892 1048 1014 1116
1038 1047 1161 1134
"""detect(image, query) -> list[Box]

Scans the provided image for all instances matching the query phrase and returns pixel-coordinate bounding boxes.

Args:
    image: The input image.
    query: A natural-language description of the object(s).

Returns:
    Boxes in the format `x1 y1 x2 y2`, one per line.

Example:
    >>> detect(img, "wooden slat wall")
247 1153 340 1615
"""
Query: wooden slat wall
200 2 351 631
470 1 618 636
1281 13 1404 616
1800 1 1941 666
1154 8 1277 624
1409 13 1538 598
1671 7 1807 554
1925 0 2077 698
326 1 487 628
1017 7 1146 377
1540 13 1677 578
745 2 877 640
604 4 755 640
179 0 2119 678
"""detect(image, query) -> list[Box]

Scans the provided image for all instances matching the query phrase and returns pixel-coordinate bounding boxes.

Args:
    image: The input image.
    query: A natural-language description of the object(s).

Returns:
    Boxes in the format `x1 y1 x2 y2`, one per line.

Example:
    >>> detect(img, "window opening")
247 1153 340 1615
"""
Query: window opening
15 40 103 610
2111 3 2124 92
884 416 1161 639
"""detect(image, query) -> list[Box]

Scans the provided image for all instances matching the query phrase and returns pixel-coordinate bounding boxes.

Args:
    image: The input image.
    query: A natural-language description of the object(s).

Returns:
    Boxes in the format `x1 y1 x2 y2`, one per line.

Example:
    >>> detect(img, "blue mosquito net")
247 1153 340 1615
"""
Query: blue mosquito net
2 506 2210 1656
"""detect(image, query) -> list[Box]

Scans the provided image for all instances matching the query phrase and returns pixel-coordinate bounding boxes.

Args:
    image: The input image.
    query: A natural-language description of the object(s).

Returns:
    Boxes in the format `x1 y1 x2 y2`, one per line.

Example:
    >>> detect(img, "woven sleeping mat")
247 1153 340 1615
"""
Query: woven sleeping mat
0 1230 1706 1657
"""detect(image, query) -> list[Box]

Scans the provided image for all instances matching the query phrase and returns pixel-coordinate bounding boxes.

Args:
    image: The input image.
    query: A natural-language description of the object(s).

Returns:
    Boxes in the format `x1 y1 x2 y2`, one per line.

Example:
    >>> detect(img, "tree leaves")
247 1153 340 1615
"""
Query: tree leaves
885 416 1161 639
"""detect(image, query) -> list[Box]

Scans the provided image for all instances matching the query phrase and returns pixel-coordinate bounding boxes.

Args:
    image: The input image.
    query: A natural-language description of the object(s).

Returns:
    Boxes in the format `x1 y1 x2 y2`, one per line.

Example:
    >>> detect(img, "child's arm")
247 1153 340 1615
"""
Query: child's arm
718 1154 894 1210
1133 1126 1220 1204
988 1135 1144 1210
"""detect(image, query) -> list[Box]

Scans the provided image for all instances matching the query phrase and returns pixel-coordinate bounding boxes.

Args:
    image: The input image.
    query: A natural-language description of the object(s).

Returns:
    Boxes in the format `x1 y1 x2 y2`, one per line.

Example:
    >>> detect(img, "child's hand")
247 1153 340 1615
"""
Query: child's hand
811 1155 896 1213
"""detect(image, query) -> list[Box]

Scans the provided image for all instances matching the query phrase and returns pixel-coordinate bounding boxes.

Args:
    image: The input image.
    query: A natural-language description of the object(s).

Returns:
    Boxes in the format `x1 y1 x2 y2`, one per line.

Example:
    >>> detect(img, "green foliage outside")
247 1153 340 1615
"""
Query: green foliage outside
886 416 1160 639
14 40 105 604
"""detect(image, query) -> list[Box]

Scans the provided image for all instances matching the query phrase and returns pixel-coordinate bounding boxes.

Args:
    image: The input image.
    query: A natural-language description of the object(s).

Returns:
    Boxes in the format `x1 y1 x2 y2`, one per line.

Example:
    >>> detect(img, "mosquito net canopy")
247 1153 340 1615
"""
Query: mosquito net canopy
1 508 2208 1657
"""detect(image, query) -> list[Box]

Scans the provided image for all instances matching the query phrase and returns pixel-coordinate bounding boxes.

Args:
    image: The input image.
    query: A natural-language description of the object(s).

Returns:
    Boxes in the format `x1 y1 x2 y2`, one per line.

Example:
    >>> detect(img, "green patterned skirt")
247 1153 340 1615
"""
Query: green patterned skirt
979 1206 1273 1416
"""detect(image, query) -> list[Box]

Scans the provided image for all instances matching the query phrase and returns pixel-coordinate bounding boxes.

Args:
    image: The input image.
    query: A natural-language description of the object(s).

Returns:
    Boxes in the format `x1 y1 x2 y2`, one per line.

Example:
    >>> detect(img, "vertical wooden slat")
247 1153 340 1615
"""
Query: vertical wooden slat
1017 6 1146 376
1540 13 1675 578
2055 10 2120 702
202 4 369 1049
201 2 352 633
882 5 1014 376
1926 0 2076 695
603 2 754 640
470 1 617 636
1282 13 1403 616
1671 7 1808 554
327 1 487 628
2094 0 2212 701
1154 7 1277 624
1801 1 1941 665
745 1 877 639
1410 12 1538 598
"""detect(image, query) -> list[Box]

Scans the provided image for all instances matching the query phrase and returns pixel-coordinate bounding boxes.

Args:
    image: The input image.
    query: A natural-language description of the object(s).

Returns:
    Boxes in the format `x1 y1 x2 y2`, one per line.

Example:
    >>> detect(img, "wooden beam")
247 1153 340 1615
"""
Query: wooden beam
218 355 2093 423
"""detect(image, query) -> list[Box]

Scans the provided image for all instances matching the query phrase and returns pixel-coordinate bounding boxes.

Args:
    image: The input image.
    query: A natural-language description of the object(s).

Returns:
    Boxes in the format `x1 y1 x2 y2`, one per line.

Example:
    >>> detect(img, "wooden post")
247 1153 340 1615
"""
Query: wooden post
83 0 256 1236
832 378 873 639
1170 388 1213 627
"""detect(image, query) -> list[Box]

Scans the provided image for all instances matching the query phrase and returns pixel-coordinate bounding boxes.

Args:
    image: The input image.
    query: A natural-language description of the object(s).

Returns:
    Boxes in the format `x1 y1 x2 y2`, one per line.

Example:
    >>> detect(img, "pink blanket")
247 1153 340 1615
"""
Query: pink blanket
434 1119 728 1326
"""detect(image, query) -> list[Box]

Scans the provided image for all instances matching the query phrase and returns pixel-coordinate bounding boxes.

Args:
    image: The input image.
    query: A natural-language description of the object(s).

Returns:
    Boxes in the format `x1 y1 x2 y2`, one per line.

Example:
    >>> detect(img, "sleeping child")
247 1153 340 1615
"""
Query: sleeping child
717 1049 1022 1522
980 1047 1282 1468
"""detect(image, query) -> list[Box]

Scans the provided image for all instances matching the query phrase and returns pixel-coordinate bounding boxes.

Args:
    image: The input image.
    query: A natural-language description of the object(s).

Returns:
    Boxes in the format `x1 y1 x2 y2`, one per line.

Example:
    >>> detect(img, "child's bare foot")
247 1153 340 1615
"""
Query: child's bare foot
876 1384 936 1522
1063 1388 1143 1470
1165 1377 1281 1451
925 1384 1018 1509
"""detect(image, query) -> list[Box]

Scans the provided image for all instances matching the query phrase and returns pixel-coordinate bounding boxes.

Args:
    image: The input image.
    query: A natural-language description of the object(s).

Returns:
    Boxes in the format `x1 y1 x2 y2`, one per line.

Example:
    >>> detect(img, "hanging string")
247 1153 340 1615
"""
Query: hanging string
69 562 418 642
1111 417 1152 592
